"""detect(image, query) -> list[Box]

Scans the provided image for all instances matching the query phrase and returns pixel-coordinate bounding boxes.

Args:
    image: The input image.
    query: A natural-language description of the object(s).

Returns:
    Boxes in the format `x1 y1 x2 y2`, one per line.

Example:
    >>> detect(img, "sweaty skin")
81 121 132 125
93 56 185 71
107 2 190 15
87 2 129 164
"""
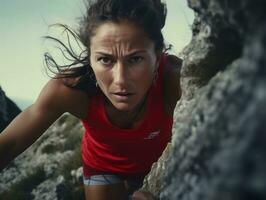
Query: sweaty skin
0 20 181 200
90 21 159 116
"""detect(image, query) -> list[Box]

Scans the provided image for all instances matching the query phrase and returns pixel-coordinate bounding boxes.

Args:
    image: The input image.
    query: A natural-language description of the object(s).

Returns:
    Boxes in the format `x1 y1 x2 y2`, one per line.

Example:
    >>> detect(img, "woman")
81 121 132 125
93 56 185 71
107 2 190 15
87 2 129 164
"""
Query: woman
0 0 182 199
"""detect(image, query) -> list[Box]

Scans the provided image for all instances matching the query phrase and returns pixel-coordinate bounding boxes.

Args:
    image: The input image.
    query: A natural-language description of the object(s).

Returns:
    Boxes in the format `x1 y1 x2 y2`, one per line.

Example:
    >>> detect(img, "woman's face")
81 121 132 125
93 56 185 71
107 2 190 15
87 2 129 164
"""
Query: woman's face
90 21 159 111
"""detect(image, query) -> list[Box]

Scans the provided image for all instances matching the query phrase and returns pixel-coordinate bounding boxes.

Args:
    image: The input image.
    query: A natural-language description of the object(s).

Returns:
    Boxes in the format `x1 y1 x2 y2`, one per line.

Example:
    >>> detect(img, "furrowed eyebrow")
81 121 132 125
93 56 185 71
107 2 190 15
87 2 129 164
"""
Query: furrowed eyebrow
94 50 147 57
94 52 113 57
125 51 147 57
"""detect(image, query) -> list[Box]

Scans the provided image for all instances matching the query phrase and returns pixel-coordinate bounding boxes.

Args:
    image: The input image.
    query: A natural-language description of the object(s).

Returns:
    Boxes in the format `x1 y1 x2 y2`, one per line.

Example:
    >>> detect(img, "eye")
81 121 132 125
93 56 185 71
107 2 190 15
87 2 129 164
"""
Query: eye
97 57 114 65
127 56 143 64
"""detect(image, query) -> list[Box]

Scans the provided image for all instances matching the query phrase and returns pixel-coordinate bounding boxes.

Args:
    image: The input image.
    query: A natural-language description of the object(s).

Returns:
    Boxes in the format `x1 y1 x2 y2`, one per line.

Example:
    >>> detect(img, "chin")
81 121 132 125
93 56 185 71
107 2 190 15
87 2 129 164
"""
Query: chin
113 102 135 112
115 104 132 112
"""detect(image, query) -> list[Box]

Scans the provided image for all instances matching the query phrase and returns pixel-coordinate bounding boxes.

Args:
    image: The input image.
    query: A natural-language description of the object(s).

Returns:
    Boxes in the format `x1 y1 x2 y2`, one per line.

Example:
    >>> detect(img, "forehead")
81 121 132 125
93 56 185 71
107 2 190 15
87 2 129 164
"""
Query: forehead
90 21 154 50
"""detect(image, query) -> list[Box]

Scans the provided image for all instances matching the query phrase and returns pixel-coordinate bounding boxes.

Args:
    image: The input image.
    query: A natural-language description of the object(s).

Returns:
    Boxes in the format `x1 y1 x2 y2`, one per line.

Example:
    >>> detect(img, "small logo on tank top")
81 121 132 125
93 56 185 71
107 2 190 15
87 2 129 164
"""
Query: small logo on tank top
144 130 160 140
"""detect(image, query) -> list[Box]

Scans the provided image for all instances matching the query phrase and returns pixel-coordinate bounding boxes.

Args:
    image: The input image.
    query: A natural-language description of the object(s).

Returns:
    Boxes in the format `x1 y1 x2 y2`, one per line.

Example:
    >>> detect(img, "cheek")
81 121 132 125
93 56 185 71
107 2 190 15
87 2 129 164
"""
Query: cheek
94 69 107 83
132 66 154 89
90 58 105 81
141 61 156 80
93 68 111 90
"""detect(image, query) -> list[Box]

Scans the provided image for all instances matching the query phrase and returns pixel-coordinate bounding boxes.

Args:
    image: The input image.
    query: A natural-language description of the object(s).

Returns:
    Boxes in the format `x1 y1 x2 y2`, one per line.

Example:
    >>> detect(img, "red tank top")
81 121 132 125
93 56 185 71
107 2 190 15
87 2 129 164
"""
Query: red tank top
81 55 173 176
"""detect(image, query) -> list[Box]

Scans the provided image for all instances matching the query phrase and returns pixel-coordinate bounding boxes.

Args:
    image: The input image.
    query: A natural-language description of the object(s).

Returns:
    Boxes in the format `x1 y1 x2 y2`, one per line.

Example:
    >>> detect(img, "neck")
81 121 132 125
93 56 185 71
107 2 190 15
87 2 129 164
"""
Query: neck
104 95 148 129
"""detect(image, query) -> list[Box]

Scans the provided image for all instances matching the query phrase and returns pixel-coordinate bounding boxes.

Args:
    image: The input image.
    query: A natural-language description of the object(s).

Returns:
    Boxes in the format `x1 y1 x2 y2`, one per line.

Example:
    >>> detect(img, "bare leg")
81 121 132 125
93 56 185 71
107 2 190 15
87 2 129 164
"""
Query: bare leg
84 182 128 200
132 190 155 200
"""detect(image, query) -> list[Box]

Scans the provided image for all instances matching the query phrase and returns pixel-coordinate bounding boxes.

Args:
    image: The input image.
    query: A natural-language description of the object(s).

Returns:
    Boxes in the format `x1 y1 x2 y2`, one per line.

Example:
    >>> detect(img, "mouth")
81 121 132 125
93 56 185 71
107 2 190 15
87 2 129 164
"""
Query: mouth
111 91 135 100
113 92 134 96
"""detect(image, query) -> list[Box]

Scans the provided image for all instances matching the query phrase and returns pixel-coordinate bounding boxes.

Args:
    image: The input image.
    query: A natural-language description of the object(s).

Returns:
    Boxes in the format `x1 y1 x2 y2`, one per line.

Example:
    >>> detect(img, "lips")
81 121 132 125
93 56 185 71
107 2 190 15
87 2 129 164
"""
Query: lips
113 92 133 96
111 91 135 101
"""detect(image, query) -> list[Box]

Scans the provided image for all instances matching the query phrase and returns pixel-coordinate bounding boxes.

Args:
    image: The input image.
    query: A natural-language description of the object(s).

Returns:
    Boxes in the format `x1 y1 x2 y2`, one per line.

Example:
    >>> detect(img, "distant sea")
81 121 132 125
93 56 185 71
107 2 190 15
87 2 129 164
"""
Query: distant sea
12 98 33 110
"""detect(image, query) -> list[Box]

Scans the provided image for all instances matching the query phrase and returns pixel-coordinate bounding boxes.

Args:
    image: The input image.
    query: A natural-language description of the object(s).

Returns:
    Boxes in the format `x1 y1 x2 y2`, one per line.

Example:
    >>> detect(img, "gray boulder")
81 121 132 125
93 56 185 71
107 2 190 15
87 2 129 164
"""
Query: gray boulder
143 0 266 199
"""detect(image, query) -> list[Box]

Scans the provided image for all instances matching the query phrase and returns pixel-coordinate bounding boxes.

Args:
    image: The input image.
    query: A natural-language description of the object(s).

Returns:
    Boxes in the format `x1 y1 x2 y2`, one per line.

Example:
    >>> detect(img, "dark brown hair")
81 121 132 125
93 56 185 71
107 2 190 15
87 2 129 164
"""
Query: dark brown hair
44 0 167 91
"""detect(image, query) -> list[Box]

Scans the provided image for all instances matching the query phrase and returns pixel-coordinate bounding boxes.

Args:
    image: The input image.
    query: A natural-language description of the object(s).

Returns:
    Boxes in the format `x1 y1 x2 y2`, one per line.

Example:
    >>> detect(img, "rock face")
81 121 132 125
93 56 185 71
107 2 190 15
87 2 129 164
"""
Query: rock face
0 114 85 200
0 87 21 132
1 0 266 199
143 0 266 199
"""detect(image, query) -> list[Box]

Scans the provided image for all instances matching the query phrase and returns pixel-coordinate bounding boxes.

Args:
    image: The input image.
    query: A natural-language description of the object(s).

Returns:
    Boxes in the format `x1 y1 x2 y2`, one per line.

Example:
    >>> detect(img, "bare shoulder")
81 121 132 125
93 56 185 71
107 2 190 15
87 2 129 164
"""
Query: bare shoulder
35 78 90 119
162 54 182 115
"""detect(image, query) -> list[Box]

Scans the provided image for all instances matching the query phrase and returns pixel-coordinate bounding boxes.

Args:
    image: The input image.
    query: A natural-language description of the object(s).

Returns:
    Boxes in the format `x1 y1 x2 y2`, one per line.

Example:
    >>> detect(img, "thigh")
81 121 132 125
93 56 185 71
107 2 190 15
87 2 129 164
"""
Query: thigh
125 175 146 198
83 174 127 200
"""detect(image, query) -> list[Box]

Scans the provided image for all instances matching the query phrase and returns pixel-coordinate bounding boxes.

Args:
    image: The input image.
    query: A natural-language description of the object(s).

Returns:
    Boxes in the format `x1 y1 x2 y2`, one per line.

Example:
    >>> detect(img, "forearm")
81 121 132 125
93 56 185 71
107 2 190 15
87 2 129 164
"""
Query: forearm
0 80 75 171
0 106 61 171
0 132 16 171
0 109 41 171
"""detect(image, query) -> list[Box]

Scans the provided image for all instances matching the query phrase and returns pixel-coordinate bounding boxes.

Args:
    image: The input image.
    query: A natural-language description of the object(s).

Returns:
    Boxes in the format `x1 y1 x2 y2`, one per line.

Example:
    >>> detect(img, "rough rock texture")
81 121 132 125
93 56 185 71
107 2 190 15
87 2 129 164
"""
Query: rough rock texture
1 0 266 199
0 114 85 200
143 0 266 199
0 87 21 132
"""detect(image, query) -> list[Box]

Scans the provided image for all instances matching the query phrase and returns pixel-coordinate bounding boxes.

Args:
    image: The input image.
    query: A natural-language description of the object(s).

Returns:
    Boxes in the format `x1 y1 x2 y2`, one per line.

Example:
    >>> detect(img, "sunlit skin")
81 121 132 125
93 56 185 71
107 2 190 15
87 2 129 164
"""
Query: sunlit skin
90 21 160 117
0 2 181 199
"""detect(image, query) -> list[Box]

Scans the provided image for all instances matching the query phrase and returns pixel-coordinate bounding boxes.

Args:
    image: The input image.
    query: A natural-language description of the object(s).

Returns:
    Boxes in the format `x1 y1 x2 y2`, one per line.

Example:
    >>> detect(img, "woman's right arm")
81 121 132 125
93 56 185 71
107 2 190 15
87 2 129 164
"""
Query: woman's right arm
0 79 86 171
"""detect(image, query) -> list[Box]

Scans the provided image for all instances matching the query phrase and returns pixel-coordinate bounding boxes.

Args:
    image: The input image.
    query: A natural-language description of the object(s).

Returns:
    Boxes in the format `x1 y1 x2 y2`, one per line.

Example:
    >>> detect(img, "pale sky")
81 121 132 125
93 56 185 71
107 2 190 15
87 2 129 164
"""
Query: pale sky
0 0 194 105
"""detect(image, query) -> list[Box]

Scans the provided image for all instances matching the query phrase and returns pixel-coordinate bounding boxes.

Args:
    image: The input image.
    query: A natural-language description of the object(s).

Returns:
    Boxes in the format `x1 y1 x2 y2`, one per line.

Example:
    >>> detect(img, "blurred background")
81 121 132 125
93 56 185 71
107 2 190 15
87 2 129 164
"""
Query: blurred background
0 0 194 109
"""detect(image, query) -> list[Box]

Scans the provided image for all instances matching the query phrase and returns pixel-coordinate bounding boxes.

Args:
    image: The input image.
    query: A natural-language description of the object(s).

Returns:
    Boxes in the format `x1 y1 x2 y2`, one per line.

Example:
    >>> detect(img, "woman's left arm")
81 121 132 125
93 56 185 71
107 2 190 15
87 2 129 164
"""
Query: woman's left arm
163 54 182 115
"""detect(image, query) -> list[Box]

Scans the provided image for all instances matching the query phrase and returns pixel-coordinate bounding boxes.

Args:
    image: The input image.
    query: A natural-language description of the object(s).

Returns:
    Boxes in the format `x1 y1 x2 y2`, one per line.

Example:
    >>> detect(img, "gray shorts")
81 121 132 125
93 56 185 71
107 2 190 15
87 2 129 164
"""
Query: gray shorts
83 174 145 199
83 174 144 188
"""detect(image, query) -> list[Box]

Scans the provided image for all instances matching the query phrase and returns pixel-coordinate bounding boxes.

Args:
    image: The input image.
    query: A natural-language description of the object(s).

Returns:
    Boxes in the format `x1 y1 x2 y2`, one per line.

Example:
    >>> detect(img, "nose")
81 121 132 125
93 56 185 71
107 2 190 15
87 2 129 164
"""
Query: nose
113 61 127 86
